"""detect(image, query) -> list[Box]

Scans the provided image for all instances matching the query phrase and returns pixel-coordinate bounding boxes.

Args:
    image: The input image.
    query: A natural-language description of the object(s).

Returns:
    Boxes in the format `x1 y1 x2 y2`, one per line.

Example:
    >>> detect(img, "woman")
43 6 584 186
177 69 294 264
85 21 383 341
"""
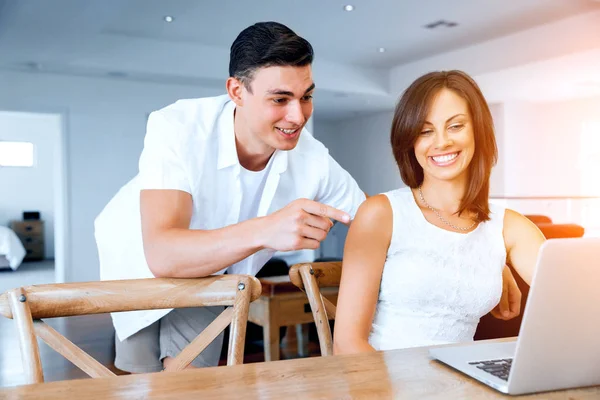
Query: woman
334 70 545 354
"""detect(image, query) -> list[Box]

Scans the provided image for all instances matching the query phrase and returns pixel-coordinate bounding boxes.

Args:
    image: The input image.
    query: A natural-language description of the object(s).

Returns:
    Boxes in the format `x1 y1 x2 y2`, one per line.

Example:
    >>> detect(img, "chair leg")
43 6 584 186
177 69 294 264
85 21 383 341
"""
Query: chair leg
299 267 333 356
227 278 251 366
295 324 309 357
8 288 44 384
263 319 280 362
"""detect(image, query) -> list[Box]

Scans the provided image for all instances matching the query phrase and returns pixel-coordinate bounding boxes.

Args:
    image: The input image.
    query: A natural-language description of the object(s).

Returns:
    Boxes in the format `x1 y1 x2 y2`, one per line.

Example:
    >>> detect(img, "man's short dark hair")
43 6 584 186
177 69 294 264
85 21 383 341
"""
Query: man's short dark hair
229 21 314 91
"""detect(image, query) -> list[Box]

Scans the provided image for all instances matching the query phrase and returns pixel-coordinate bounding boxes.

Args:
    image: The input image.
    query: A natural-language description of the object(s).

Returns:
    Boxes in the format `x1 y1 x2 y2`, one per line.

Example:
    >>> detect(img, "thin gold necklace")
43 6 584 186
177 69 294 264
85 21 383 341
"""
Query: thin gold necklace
417 187 477 232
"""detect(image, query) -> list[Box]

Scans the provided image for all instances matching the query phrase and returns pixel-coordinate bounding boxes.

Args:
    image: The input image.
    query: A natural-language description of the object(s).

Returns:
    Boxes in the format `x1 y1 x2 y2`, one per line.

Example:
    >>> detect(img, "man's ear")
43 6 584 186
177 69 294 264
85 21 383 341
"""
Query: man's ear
226 77 244 107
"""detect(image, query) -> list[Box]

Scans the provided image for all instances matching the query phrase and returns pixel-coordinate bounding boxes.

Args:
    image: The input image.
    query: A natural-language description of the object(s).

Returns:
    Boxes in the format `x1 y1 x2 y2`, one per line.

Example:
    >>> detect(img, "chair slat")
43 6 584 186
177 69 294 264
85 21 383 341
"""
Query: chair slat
163 306 234 372
34 320 116 378
0 276 261 319
322 297 337 319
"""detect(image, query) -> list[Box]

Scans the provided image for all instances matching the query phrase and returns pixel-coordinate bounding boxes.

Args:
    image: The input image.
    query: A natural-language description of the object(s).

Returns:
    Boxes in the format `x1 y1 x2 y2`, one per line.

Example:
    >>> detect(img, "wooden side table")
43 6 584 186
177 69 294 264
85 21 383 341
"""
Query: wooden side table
10 220 45 261
248 275 338 361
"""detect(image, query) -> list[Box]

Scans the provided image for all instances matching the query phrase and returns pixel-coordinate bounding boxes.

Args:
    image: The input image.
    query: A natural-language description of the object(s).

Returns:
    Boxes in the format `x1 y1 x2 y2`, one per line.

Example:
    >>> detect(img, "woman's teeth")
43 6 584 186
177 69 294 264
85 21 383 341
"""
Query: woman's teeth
432 152 458 163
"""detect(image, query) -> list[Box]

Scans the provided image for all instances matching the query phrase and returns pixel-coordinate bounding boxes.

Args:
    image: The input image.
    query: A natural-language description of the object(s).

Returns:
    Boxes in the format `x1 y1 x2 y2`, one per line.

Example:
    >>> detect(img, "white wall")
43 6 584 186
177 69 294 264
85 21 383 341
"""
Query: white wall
0 70 224 282
496 96 600 232
315 112 403 259
0 111 61 258
500 97 600 197
489 103 505 196
317 111 402 196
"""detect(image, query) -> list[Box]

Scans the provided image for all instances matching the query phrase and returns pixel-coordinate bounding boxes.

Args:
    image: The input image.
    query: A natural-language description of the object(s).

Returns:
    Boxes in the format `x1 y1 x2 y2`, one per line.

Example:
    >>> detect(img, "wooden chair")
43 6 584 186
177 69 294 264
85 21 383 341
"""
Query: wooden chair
288 261 341 356
0 275 261 384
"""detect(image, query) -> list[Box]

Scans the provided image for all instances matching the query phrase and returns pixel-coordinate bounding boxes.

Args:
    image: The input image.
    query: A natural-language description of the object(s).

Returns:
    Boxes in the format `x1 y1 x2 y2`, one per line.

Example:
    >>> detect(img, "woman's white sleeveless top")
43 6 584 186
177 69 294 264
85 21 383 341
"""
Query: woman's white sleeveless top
368 188 506 350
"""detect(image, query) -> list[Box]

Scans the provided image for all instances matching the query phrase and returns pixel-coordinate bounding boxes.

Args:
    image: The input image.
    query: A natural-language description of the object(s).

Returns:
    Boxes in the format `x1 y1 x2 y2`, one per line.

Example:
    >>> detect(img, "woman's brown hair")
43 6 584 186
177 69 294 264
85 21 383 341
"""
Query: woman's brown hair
390 70 498 221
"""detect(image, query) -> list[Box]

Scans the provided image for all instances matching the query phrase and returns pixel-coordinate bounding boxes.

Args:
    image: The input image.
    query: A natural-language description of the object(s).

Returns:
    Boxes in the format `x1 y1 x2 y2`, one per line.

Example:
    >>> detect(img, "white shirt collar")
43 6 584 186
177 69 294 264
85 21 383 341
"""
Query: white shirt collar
217 100 288 175
217 100 238 170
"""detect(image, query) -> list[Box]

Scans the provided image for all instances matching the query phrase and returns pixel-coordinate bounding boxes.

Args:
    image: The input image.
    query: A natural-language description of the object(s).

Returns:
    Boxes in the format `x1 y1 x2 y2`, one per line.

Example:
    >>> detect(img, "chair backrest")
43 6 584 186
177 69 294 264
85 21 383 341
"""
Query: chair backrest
0 275 261 384
288 261 341 356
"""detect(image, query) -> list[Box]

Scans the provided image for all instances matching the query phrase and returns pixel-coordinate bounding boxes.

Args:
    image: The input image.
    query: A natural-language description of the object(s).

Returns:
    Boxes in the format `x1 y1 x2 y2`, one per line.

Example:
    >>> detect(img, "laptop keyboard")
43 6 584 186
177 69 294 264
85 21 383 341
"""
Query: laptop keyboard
468 358 513 381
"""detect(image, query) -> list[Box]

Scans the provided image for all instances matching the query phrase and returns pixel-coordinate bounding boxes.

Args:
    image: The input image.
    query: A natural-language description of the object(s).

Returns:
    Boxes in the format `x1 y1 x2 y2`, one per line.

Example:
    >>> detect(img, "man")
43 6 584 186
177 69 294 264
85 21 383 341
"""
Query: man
95 21 520 373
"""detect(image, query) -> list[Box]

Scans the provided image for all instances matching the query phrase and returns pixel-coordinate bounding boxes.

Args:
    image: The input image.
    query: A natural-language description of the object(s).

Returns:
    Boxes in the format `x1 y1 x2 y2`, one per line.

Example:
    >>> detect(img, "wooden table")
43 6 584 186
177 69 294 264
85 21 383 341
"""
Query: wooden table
2 339 598 399
247 275 338 361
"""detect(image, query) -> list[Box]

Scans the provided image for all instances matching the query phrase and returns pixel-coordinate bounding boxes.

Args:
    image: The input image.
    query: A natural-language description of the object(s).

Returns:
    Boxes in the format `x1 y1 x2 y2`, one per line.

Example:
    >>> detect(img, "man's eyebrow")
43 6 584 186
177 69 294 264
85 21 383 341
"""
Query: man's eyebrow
267 89 294 96
266 83 316 97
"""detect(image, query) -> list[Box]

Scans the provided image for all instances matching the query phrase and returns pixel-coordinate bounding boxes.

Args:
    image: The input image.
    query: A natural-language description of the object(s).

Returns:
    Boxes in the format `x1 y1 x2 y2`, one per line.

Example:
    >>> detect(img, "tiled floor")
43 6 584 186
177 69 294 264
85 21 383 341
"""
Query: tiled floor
0 314 119 387
1 260 110 387
0 262 320 388
0 260 55 295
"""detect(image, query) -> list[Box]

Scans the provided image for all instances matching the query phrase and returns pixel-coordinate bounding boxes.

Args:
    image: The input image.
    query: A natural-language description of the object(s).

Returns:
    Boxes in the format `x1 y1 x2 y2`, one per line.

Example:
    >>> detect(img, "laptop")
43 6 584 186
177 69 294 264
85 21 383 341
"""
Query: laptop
429 237 600 395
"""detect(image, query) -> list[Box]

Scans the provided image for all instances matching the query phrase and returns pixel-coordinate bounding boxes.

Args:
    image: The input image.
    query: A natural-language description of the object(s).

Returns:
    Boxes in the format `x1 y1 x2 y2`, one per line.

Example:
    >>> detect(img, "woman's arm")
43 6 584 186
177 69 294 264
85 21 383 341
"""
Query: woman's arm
489 266 523 320
333 195 393 355
503 209 546 286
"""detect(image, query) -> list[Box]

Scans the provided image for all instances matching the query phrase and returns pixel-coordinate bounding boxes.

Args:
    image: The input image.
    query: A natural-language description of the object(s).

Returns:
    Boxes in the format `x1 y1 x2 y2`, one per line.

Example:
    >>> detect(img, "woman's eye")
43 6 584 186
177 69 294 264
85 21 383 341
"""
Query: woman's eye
449 124 464 131
420 130 433 135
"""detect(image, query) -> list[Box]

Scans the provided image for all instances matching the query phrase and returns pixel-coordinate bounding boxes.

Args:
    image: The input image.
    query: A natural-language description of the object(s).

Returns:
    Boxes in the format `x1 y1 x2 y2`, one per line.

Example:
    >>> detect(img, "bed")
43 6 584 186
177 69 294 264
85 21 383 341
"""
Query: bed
0 225 26 270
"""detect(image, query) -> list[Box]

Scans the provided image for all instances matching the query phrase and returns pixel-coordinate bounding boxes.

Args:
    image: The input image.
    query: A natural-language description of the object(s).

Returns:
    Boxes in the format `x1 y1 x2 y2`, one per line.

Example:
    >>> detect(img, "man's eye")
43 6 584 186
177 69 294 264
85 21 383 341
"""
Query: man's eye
302 95 313 101
273 98 287 104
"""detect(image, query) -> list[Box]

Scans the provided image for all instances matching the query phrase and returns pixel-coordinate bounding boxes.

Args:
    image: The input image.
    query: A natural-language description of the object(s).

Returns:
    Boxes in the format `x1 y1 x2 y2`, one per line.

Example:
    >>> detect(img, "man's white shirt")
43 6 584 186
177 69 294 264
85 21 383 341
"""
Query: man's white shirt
94 95 365 341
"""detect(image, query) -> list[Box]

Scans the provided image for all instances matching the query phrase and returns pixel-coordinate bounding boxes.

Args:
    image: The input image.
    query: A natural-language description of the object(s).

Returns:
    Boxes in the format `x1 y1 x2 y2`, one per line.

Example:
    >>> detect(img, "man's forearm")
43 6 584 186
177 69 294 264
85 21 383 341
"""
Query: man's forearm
144 217 266 278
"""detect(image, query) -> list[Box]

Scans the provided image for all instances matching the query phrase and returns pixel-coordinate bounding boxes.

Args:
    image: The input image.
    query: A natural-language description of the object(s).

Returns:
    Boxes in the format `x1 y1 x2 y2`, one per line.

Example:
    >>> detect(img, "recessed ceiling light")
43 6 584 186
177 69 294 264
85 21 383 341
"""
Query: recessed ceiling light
343 5 354 12
378 47 386 53
164 15 174 23
24 62 43 71
424 20 458 29
107 71 128 78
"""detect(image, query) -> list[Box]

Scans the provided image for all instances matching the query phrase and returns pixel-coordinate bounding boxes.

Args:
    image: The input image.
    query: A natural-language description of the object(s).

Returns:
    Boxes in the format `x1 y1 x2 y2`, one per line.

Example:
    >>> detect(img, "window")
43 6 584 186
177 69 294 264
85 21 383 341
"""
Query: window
0 141 35 167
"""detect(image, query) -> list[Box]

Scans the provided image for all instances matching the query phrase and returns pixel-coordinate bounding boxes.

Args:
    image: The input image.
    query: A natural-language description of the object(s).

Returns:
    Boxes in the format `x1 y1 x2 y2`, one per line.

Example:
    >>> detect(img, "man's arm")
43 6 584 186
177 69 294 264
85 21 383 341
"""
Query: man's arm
141 190 351 278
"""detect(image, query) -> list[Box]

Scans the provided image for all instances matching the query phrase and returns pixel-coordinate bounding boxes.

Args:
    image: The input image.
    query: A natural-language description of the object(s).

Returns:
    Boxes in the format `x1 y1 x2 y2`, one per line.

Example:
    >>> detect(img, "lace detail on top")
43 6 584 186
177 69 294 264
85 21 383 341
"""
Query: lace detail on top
369 188 506 351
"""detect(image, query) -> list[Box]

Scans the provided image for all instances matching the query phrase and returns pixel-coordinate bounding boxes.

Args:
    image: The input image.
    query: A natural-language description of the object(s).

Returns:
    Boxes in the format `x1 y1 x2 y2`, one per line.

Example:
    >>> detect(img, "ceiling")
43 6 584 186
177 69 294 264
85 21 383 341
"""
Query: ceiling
104 0 599 67
0 0 599 119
